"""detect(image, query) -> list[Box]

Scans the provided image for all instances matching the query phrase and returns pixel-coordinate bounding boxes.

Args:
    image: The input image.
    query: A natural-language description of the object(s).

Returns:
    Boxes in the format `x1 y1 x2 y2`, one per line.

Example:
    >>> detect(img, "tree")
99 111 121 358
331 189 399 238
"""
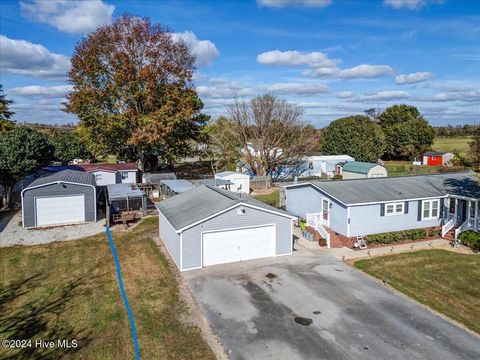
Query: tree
50 130 88 165
65 15 207 171
469 126 480 170
378 104 434 160
321 115 386 162
0 127 54 208
226 93 320 179
0 84 15 136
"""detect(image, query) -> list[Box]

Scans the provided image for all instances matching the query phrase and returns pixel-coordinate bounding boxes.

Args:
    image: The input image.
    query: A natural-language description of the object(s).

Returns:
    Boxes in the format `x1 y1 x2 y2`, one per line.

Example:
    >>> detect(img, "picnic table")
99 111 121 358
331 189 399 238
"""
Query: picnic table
112 211 141 228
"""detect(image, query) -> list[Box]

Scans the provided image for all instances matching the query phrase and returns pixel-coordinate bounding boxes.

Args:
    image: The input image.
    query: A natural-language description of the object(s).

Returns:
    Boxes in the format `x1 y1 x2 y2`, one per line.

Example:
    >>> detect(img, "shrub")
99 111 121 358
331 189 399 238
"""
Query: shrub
459 231 480 252
367 228 430 244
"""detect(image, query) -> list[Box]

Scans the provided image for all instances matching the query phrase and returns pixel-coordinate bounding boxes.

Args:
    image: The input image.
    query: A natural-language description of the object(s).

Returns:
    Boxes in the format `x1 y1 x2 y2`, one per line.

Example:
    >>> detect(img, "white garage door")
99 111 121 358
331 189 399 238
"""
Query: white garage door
36 195 85 226
203 225 275 267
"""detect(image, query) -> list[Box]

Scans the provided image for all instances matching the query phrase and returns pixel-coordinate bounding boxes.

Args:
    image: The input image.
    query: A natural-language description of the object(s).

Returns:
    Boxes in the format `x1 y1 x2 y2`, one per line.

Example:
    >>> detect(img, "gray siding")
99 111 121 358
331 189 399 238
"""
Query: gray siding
159 211 181 268
285 184 347 234
182 205 292 271
22 182 95 228
348 199 442 236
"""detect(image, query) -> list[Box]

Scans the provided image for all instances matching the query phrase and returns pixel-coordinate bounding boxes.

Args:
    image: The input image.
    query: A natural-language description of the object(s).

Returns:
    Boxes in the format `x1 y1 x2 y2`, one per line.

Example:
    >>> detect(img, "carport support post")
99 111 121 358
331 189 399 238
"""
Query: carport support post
142 195 147 216
106 199 110 227
126 196 130 212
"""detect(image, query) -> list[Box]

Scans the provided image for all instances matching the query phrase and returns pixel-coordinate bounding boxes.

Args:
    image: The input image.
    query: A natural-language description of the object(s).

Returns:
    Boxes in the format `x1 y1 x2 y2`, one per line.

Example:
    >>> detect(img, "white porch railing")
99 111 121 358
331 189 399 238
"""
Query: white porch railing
306 212 330 248
455 219 470 240
442 214 456 237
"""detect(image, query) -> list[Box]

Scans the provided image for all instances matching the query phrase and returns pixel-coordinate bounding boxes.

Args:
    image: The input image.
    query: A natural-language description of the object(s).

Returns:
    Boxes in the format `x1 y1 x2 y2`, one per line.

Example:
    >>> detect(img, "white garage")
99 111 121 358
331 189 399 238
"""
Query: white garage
35 195 85 226
21 170 97 228
215 171 250 194
156 185 294 271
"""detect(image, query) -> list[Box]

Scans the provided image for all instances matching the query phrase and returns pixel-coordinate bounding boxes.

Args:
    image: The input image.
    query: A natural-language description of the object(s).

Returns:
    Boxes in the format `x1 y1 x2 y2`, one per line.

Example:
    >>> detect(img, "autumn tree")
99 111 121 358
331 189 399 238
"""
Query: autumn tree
224 94 320 179
322 115 386 162
378 104 434 160
65 15 207 171
0 84 15 136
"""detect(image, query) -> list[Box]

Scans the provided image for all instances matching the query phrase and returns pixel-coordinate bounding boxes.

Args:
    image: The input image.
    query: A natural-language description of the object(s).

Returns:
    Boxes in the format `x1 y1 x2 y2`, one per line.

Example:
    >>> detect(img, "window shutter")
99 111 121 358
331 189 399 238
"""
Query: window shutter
380 203 385 216
404 201 409 214
417 200 422 221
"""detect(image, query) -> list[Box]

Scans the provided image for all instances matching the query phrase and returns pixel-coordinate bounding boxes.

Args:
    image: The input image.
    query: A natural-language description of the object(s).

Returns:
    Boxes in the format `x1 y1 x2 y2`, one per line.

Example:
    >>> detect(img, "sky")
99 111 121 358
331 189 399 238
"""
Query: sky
0 0 479 128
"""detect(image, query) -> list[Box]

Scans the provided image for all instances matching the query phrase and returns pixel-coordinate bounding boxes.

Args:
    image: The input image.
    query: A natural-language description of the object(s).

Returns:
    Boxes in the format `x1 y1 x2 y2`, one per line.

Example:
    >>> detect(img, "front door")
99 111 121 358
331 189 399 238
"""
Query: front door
322 199 329 225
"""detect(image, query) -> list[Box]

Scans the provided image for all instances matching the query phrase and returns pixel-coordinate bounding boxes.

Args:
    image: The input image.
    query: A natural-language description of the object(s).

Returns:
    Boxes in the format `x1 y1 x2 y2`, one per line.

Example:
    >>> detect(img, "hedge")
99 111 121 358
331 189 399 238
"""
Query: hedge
367 227 440 244
459 230 480 252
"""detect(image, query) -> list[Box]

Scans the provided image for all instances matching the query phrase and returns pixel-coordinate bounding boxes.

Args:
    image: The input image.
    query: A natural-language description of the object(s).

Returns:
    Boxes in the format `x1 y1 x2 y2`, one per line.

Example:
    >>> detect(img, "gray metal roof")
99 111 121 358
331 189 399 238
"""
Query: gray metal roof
156 185 291 231
24 170 95 190
200 178 232 186
297 172 479 205
142 172 176 183
161 179 193 193
216 171 249 178
107 183 144 200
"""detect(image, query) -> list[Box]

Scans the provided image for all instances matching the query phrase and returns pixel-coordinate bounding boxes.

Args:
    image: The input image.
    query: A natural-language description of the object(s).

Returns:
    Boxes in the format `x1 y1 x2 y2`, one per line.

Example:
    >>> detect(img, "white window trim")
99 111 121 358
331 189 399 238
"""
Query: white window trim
422 199 440 220
385 202 404 216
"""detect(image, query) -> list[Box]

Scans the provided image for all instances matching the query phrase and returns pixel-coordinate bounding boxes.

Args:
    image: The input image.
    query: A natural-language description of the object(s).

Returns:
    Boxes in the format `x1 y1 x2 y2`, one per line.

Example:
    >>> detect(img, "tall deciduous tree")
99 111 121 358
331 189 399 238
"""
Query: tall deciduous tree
0 127 54 208
0 84 15 136
50 130 88 165
378 104 434 160
469 126 480 170
65 15 207 171
322 115 386 162
226 93 320 179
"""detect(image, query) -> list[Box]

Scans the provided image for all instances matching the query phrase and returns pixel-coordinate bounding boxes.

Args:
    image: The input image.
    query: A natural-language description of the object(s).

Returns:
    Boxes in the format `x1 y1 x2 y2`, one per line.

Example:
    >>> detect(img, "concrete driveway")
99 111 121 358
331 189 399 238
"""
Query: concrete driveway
184 254 480 360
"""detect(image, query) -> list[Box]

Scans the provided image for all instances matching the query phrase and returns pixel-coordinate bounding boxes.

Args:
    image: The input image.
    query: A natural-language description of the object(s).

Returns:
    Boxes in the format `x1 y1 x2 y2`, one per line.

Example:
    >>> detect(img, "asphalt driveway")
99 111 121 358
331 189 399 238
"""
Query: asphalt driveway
184 254 480 360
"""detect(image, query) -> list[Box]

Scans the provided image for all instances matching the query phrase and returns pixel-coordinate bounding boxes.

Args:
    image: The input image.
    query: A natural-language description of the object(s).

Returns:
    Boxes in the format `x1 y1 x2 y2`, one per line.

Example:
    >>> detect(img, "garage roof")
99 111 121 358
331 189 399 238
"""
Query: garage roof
107 183 144 200
156 185 292 231
24 170 95 190
289 172 479 205
161 179 193 193
216 171 249 178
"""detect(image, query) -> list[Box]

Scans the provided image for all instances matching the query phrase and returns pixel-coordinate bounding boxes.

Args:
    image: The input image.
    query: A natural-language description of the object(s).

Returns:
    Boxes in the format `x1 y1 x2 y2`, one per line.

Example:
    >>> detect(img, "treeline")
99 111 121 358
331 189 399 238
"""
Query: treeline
434 124 476 137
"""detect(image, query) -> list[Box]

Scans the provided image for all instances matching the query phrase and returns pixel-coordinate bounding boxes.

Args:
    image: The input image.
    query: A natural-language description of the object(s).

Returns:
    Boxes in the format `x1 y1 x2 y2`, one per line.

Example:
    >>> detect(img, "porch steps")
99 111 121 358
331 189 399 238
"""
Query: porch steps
443 228 456 241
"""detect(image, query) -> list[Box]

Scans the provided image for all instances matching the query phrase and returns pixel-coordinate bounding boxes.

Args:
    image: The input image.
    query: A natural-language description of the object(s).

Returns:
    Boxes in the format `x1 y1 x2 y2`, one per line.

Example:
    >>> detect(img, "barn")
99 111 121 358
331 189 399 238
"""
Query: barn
21 170 96 228
422 151 454 166
156 185 294 271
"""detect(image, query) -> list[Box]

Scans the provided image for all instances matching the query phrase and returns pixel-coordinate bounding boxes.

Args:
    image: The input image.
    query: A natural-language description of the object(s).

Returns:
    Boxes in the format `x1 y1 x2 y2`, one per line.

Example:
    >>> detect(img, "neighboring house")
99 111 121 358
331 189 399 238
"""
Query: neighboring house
341 161 387 179
422 151 454 166
78 163 138 185
21 170 96 228
285 172 479 247
215 171 250 194
156 185 294 271
302 154 355 178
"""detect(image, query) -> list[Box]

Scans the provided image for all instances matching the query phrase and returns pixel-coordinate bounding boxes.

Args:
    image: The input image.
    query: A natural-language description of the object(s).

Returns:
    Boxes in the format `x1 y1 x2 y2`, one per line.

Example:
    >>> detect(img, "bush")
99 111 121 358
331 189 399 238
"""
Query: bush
459 231 480 252
367 228 430 244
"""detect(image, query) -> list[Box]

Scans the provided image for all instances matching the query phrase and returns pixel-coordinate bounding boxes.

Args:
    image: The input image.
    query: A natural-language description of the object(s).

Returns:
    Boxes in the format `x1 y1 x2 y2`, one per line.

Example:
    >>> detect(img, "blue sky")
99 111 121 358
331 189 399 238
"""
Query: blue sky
0 0 479 127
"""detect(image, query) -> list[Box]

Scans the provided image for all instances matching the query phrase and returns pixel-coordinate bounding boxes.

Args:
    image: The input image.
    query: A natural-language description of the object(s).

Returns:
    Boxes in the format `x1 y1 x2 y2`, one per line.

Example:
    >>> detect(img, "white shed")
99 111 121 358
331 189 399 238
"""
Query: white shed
341 161 387 179
215 171 250 194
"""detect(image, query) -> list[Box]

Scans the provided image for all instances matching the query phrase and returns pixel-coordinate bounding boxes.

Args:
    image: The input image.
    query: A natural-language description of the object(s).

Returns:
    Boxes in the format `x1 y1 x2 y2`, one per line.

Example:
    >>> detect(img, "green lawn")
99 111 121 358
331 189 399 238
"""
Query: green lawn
253 189 280 208
354 249 480 334
0 217 214 360
433 137 471 157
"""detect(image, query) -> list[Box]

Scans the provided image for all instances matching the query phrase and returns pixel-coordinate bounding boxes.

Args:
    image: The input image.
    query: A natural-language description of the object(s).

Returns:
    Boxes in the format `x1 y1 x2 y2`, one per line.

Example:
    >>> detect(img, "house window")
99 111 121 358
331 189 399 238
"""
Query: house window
95 173 102 182
308 162 313 169
422 200 439 220
121 171 129 180
385 202 404 216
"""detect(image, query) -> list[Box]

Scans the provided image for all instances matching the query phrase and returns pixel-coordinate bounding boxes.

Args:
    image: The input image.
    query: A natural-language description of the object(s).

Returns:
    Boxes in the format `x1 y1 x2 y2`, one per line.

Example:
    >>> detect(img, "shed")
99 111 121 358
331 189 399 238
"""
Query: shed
422 151 454 166
215 171 250 194
198 178 232 190
341 161 387 179
21 170 96 228
156 185 294 271
106 183 147 226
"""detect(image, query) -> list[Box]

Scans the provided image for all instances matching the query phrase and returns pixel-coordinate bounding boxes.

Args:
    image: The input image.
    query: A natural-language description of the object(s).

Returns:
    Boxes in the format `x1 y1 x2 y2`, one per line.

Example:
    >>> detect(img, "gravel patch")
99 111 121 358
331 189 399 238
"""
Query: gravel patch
0 211 105 247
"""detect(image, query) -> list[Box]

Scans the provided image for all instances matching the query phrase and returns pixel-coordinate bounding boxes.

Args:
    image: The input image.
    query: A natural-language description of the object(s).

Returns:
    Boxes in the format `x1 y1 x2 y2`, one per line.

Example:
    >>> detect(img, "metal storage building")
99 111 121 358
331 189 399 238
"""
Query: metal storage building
156 185 295 271
21 170 96 228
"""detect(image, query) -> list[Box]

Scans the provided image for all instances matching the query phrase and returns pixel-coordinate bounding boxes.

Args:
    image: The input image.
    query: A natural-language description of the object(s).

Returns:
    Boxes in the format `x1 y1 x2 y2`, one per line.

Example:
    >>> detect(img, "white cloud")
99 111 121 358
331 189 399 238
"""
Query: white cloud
171 31 219 67
20 0 114 34
418 91 480 102
338 64 394 79
0 35 70 79
263 82 329 95
257 50 338 68
197 79 255 98
384 0 443 10
356 90 410 101
336 91 355 98
302 67 339 77
9 85 72 98
258 0 331 8
395 71 433 84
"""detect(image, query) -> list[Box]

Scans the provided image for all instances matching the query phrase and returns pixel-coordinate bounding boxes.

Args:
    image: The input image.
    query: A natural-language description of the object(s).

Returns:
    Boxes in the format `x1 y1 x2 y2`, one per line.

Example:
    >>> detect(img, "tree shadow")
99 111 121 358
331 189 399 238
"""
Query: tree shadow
0 269 106 359
0 210 19 233
443 176 480 199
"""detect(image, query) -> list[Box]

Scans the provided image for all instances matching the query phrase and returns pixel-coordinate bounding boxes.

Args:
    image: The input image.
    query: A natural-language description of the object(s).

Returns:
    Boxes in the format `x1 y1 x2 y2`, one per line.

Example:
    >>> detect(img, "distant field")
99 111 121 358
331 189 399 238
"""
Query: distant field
433 137 471 157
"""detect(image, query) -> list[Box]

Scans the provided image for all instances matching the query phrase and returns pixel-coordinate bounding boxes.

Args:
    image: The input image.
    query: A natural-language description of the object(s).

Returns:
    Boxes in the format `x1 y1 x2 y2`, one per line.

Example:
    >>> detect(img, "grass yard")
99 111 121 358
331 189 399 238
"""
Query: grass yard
0 217 214 360
354 249 480 334
253 189 280 208
384 161 441 176
433 137 471 157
